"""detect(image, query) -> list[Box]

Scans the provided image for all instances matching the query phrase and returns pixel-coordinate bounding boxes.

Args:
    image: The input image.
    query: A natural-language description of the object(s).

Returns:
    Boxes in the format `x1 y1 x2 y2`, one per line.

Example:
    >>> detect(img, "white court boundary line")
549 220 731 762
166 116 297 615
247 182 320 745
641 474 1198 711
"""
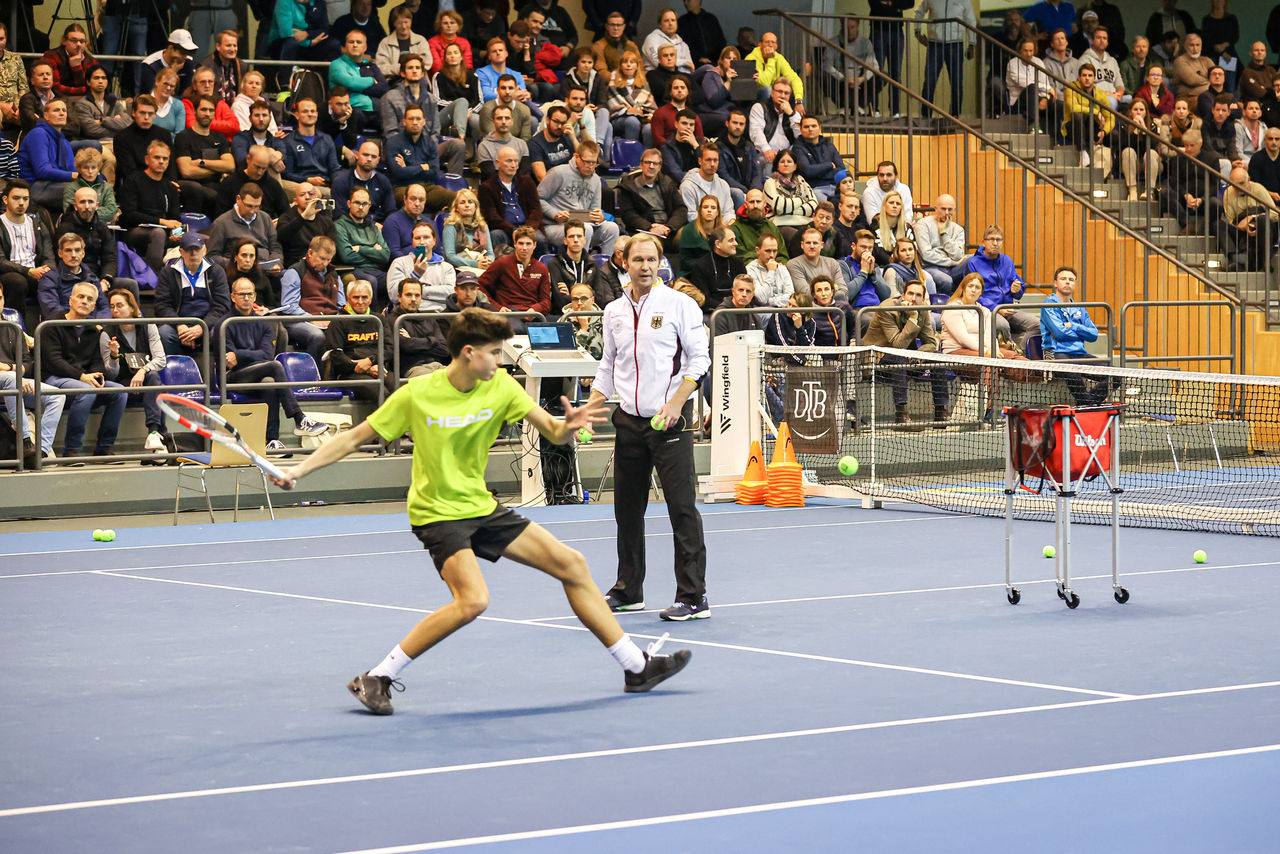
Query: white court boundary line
0 513 964 580
0 503 873 559
2 681 1277 819
329 743 1280 854
93 570 1129 699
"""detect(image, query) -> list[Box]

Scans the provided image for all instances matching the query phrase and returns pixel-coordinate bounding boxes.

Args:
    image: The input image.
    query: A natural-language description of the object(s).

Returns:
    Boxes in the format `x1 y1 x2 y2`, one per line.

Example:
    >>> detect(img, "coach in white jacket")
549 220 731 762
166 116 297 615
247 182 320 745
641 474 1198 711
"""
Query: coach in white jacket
589 233 711 622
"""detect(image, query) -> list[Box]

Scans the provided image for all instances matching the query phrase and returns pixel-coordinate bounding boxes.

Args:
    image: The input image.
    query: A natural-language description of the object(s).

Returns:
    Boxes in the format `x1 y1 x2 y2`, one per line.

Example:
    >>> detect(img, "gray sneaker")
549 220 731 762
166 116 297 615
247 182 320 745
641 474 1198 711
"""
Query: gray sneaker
605 592 646 612
294 416 328 436
659 597 710 621
347 672 404 715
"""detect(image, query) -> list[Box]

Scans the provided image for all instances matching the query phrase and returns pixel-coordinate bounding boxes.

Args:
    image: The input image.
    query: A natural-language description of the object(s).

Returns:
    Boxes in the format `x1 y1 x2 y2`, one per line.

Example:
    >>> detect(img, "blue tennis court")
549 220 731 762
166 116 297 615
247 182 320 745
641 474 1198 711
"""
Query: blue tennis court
2 501 1277 852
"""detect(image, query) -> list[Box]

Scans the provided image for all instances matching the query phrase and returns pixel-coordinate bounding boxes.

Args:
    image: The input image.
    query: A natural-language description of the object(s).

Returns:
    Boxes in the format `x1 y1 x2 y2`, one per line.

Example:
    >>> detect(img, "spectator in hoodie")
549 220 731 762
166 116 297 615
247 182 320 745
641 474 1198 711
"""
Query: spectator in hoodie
642 8 695 73
539 141 619 254
839 229 892 331
61 148 117 224
954 225 1040 344
1080 26 1125 109
18 98 76 211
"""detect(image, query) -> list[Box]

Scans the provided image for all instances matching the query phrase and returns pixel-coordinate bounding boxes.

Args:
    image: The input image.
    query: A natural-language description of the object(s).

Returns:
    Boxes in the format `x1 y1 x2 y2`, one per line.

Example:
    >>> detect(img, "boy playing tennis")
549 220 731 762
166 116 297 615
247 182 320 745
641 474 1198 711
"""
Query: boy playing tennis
278 307 691 714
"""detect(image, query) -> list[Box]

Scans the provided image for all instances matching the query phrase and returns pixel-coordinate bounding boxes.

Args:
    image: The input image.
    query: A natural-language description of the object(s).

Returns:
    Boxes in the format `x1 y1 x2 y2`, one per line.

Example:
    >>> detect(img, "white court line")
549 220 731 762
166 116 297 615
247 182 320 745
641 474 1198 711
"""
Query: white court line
2 681 1277 820
330 743 1280 854
524 559 1280 621
0 503 873 559
95 570 1125 699
0 513 960 580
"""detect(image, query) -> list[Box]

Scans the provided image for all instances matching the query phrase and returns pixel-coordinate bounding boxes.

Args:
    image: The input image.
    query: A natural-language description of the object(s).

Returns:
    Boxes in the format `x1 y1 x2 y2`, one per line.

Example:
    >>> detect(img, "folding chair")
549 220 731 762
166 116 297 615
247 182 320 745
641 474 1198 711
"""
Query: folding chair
174 403 277 523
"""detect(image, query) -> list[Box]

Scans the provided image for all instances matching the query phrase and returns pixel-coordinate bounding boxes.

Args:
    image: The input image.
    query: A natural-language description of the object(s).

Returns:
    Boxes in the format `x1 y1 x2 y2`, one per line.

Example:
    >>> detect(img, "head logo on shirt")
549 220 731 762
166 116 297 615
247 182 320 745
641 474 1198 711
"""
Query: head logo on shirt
423 408 495 429
651 315 663 329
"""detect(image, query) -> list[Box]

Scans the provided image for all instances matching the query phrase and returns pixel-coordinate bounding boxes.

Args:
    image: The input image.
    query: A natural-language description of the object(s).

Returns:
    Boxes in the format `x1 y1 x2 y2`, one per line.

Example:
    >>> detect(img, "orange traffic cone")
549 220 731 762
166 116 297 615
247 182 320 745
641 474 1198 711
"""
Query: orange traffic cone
765 460 805 507
773 421 798 465
735 440 767 505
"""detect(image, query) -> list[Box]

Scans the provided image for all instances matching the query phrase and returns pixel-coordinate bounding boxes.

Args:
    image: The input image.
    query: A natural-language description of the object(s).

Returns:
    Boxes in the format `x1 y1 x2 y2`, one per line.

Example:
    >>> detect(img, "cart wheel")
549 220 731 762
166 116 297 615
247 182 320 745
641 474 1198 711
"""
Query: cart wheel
1007 588 1021 605
1065 591 1081 609
1056 585 1066 600
1114 587 1130 604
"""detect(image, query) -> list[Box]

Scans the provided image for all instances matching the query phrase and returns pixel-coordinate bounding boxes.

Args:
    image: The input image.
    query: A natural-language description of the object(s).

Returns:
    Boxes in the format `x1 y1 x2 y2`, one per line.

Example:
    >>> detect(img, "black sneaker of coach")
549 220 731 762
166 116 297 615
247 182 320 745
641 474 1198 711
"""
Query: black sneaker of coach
624 635 692 693
605 592 646 612
347 672 405 715
659 596 710 621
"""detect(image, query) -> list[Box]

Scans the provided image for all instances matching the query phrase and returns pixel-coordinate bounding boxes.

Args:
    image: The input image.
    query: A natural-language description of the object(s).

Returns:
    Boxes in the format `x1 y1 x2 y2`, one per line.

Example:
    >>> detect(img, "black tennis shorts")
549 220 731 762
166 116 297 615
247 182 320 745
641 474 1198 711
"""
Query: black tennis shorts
411 505 532 571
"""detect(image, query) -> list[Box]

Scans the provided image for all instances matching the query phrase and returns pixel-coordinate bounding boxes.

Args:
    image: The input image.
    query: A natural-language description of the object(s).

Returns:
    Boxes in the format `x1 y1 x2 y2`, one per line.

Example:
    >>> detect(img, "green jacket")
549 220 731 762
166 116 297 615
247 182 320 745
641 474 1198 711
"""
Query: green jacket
62 177 117 225
731 216 788 266
335 216 391 269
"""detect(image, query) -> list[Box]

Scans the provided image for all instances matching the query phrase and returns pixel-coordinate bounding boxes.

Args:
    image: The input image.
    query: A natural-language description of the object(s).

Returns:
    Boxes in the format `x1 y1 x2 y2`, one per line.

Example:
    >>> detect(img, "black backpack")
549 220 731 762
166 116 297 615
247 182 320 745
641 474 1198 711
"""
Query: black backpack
285 68 328 116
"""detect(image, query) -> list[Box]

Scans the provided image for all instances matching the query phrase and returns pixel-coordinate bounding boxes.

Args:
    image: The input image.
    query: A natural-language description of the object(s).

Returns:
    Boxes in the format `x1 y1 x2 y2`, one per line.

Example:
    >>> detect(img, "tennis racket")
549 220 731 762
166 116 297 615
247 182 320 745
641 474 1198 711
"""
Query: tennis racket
157 393 294 488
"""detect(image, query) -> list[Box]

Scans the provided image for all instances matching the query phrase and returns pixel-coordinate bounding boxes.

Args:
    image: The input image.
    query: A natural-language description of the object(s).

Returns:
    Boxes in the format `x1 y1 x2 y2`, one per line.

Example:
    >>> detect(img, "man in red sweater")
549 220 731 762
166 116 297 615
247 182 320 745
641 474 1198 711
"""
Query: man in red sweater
478 225 549 332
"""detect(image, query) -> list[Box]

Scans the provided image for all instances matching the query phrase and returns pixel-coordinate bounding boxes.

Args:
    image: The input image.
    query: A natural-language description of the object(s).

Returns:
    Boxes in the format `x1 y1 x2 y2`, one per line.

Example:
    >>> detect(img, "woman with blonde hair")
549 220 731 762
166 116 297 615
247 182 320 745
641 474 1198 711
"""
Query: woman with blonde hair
100 287 168 453
884 237 931 296
676 194 724 273
606 50 656 142
869 190 914 265
441 188 495 273
150 67 186 139
232 71 278 133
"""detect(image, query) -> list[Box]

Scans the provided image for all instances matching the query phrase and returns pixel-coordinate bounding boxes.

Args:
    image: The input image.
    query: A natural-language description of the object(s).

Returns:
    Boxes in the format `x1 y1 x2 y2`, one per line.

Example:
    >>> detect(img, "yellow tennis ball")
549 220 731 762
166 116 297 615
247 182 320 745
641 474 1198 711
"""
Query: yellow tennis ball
102 530 116 542
838 456 859 476
1193 549 1207 564
650 415 666 431
91 529 104 541
1043 545 1056 558
576 428 593 443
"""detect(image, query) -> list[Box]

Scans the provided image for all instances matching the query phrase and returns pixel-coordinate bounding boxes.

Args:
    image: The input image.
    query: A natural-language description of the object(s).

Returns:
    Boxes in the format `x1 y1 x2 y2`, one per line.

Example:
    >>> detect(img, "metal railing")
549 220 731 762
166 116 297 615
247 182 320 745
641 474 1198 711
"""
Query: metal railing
389 310 547 383
29 317 211 472
991 300 1116 364
219 313 386 403
0 319 28 470
761 9 1262 371
1119 299 1240 372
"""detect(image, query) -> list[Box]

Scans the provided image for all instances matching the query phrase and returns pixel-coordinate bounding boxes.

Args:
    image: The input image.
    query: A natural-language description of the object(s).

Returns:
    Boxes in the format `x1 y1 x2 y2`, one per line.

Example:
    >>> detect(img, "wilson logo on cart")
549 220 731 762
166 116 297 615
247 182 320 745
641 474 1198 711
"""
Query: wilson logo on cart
1073 434 1108 450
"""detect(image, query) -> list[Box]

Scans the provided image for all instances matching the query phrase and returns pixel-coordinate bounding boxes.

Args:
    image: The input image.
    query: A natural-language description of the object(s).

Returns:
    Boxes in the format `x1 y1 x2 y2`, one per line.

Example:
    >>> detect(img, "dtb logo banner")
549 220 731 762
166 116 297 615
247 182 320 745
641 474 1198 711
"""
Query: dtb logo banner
784 366 840 454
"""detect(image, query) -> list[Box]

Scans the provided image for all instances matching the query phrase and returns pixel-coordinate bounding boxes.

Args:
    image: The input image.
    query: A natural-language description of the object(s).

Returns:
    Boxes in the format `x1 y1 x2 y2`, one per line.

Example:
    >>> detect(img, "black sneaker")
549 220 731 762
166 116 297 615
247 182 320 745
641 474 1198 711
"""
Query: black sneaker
605 592 646 612
347 672 404 715
624 634 692 693
659 596 710 621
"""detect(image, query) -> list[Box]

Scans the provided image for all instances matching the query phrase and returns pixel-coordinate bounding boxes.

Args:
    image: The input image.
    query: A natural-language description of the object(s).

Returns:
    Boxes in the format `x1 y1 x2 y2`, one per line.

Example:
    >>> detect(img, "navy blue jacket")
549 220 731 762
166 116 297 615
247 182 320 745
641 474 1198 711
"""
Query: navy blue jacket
332 167 396 222
716 133 763 193
383 129 441 187
383 209 433 259
791 136 845 188
231 130 290 170
223 314 276 364
282 129 341 183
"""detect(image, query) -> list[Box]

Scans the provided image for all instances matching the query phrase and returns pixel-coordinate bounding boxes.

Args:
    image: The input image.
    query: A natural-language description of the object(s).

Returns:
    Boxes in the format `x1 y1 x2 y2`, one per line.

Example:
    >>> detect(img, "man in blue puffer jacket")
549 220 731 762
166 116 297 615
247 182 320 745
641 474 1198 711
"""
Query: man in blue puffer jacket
1041 264 1108 405
18 99 76 212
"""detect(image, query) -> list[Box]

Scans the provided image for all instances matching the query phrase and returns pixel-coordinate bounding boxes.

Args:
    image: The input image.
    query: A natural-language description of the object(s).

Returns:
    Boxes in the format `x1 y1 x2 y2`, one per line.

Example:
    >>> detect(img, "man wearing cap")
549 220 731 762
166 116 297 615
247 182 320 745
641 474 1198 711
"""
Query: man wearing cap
142 30 200 95
154 231 232 356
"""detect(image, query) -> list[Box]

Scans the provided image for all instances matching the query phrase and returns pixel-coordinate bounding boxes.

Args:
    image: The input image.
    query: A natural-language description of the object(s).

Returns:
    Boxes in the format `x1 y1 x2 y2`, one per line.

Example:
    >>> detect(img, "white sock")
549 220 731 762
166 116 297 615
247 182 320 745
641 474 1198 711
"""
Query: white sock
368 644 413 679
608 635 647 674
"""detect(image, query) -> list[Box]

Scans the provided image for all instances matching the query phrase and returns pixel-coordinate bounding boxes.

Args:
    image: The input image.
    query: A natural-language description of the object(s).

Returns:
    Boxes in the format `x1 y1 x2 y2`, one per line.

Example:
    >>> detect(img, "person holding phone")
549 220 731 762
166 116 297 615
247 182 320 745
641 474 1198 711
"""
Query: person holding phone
276 182 339 267
387 221 456 308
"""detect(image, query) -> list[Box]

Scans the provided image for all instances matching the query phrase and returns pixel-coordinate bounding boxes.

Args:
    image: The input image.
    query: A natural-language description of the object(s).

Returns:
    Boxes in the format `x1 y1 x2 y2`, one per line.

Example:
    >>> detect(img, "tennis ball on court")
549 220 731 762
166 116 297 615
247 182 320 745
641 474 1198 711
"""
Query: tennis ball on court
91 529 104 541
650 415 667 431
1193 549 1207 564
1043 545 1056 559
101 530 116 542
838 455 859 476
576 428 593 443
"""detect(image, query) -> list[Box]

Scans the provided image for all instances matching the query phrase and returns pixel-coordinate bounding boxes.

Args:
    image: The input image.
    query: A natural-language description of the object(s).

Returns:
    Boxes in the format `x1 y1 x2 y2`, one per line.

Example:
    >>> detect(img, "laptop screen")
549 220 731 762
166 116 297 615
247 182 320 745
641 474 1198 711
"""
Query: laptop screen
526 322 577 350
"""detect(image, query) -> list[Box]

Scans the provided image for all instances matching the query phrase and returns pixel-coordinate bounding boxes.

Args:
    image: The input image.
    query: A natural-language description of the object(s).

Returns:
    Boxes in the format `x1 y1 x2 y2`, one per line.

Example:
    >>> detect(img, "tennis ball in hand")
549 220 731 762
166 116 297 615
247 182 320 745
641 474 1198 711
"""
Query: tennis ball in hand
1193 549 1208 564
101 529 116 542
1043 545 1056 559
838 455 860 476
576 428 593 444
650 415 667 431
91 529 104 541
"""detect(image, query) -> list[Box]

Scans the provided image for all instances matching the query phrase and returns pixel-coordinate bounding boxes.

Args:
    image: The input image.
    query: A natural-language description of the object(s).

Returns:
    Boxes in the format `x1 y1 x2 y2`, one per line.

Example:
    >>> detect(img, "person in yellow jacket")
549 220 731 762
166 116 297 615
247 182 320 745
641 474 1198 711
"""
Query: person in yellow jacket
1062 63 1116 168
745 32 805 106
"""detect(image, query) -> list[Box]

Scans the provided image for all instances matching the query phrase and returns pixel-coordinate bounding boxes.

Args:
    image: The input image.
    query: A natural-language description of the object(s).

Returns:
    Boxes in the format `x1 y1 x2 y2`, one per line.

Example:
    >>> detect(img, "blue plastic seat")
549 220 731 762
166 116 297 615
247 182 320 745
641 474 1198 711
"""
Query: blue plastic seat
591 253 610 267
657 267 672 284
1 307 24 332
276 352 348 401
434 211 448 241
180 212 211 233
610 139 643 174
159 355 213 403
1024 333 1044 360
436 173 469 193
538 253 556 266
929 293 950 306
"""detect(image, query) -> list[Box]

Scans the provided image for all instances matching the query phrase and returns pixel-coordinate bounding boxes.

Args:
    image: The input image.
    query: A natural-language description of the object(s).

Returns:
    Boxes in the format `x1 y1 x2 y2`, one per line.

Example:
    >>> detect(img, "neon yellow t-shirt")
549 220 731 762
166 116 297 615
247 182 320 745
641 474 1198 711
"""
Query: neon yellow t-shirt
367 369 535 525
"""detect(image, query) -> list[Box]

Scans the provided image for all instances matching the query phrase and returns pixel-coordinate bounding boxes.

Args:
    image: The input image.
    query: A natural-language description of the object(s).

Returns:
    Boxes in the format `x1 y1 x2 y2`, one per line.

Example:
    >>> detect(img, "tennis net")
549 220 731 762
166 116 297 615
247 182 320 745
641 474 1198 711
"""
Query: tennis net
757 345 1280 535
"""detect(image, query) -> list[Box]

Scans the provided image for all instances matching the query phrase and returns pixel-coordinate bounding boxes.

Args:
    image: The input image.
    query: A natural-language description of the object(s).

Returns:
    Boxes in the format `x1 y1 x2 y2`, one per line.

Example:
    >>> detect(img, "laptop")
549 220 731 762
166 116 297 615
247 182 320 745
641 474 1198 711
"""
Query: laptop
526 322 586 359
